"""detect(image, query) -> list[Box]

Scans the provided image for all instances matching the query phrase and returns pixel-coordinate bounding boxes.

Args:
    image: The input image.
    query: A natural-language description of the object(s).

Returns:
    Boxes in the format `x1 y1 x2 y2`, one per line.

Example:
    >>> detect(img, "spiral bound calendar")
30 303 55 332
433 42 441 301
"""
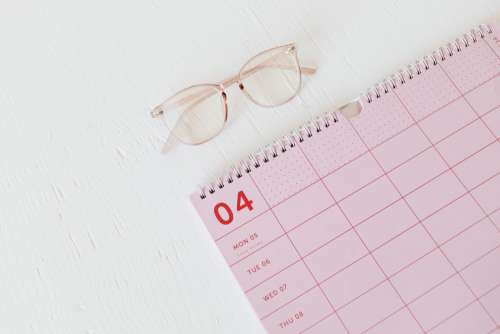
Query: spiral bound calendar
191 22 500 334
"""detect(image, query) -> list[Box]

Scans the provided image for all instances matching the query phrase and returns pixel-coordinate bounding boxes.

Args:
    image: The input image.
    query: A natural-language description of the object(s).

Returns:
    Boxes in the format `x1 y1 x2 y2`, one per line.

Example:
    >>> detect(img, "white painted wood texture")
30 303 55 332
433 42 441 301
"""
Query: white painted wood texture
1 1 499 333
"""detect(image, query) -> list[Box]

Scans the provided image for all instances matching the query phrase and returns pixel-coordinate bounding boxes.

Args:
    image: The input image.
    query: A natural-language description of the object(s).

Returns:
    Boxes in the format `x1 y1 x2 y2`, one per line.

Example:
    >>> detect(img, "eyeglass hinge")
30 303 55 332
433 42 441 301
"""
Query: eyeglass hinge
286 45 296 54
151 106 164 118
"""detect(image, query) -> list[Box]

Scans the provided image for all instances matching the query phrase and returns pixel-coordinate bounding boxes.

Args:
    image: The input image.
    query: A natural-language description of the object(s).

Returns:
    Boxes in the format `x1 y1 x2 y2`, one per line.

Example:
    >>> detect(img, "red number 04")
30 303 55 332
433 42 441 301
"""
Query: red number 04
214 191 254 225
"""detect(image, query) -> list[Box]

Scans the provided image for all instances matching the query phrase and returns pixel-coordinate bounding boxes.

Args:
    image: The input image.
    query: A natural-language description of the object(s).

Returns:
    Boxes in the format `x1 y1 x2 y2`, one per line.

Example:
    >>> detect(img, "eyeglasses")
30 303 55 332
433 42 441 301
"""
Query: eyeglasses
151 43 316 148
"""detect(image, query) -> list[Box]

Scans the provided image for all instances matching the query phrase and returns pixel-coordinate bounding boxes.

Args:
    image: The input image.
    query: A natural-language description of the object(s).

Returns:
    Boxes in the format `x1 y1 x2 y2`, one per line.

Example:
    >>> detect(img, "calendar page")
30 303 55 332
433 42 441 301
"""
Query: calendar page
191 23 500 334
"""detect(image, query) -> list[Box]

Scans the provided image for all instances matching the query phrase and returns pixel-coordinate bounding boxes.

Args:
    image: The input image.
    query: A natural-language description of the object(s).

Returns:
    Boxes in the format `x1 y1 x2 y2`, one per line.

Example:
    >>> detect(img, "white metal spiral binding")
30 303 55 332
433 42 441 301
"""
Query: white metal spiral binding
199 23 495 199
199 111 339 199
363 23 494 103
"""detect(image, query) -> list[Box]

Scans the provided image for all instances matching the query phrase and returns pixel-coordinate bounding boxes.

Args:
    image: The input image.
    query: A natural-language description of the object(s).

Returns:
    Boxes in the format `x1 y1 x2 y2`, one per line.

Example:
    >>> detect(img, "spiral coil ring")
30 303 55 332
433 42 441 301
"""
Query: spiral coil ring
363 24 493 103
199 23 494 199
199 111 339 199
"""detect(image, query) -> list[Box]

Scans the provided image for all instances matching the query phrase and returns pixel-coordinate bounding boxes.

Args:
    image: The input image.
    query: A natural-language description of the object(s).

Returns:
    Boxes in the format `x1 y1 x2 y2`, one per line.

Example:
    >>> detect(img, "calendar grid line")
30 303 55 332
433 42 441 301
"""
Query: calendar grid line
244 258 300 293
299 311 340 334
215 102 498 245
483 37 500 60
487 326 499 334
346 71 498 152
337 100 497 200
425 283 500 333
244 189 499 296
317 210 497 291
240 167 499 289
274 144 356 334
247 173 353 334
358 281 500 334
260 240 499 322
301 246 500 333
214 70 499 244
437 62 500 236
339 136 492 204
192 29 500 333
295 144 428 333
417 170 499 220
302 248 500 334
393 84 500 327
223 135 497 267
345 117 441 332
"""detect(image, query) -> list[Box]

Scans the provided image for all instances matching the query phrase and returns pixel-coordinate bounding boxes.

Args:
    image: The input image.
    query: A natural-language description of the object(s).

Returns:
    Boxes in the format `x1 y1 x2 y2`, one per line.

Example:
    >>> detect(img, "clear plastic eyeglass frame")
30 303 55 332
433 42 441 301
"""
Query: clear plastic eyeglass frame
151 43 316 152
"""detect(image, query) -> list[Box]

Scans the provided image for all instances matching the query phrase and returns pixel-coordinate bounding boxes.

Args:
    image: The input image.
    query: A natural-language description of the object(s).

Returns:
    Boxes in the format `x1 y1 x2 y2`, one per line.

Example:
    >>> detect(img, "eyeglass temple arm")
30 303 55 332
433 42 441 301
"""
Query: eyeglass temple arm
151 87 216 118
220 65 315 87
151 64 316 118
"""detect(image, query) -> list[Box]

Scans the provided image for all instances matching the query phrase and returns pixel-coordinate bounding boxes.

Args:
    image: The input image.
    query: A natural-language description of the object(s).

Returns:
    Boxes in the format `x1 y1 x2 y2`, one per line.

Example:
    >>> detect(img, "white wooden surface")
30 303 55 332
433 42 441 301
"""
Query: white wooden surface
1 1 499 333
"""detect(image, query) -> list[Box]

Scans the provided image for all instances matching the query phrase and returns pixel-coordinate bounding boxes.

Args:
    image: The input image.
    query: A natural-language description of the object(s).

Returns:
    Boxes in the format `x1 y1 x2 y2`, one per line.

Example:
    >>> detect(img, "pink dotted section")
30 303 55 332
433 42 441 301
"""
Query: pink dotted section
251 146 318 207
300 114 366 177
440 38 500 92
396 65 460 121
191 23 500 334
351 93 413 148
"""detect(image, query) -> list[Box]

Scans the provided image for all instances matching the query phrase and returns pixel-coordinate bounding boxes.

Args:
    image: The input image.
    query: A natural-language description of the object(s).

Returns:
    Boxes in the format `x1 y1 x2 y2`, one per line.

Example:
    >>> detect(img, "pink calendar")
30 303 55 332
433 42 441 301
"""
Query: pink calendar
191 23 500 334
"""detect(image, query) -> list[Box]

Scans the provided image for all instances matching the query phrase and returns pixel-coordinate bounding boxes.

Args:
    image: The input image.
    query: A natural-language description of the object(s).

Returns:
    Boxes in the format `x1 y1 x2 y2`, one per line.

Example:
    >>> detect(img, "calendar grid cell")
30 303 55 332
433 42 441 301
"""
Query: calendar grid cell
215 102 498 247
245 206 499 302
437 62 500 233
484 36 500 59
302 244 500 334
393 75 499 327
226 137 498 269
191 25 500 334
296 143 427 333
235 167 498 299
247 172 353 334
